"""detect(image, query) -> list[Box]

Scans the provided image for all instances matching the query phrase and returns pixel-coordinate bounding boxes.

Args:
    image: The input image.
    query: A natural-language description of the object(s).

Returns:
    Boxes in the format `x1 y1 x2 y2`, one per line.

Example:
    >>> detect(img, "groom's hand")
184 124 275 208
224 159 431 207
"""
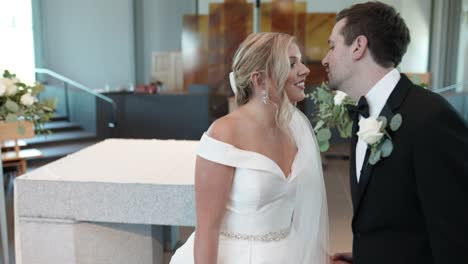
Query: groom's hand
330 252 353 264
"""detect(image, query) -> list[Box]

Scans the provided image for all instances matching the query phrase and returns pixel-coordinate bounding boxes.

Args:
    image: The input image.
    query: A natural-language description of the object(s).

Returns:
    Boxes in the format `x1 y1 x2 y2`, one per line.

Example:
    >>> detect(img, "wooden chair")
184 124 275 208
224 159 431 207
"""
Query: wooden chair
0 121 42 176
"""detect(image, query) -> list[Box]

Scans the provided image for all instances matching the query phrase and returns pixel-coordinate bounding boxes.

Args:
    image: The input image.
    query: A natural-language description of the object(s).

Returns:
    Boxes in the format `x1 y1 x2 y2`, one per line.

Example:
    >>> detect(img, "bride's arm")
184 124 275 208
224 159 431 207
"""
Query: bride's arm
193 147 234 264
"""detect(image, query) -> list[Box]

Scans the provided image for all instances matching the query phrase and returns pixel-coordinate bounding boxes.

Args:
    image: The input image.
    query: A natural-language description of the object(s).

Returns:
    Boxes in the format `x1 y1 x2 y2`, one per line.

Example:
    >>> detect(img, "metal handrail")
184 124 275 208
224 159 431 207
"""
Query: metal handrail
433 82 467 94
35 68 117 128
433 82 467 122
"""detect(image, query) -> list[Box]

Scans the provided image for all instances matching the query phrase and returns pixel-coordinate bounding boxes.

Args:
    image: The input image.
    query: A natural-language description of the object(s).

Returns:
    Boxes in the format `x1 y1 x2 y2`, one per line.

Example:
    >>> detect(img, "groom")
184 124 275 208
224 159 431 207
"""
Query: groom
322 2 468 264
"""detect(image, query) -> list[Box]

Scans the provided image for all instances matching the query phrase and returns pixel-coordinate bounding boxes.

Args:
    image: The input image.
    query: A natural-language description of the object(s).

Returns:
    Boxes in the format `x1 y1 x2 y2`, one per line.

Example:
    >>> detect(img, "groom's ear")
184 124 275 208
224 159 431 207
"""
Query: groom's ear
351 35 368 61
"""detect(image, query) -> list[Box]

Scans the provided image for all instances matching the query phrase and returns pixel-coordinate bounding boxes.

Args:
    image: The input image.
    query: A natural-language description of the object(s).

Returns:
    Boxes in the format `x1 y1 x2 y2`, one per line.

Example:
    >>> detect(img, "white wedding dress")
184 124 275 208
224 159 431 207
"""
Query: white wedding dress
170 108 329 264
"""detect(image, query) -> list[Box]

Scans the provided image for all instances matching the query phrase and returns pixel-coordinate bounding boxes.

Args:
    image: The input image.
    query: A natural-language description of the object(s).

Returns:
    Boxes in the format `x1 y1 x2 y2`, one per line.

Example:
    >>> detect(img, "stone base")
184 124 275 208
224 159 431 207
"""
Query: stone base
17 218 164 264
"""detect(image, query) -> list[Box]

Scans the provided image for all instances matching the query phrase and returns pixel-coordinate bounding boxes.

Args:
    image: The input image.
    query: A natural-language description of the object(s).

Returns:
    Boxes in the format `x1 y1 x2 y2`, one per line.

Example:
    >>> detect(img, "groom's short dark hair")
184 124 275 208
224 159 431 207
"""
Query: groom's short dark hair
336 1 410 68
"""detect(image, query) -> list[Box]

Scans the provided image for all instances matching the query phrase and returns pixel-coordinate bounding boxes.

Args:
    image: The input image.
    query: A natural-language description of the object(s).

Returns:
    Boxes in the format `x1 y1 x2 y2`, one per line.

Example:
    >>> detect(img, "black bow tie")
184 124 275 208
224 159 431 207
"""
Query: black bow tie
348 96 370 119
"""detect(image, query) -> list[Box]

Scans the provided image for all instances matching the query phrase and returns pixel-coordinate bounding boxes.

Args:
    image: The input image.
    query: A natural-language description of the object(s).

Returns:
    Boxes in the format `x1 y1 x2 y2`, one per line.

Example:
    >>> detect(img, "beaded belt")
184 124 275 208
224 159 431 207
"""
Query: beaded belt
219 227 291 242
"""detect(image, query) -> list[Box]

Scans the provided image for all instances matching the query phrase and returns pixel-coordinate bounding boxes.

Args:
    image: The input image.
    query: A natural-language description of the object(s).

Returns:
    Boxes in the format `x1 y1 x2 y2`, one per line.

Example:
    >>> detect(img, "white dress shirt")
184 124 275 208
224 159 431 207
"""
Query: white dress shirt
355 69 401 182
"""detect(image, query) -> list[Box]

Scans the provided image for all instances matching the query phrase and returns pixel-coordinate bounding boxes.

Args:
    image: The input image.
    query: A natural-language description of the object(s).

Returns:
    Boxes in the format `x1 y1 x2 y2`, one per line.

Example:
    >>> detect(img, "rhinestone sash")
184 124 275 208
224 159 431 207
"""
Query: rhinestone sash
219 227 291 242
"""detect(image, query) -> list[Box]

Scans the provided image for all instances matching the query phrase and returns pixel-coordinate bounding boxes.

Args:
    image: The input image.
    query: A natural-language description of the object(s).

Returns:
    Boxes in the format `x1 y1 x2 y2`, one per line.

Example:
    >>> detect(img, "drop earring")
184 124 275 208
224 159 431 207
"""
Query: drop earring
261 90 269 105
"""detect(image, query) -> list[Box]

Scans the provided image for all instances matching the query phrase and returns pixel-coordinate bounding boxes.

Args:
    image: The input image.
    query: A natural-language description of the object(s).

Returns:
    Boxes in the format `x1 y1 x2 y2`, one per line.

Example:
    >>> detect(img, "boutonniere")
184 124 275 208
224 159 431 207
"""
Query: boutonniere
357 113 403 165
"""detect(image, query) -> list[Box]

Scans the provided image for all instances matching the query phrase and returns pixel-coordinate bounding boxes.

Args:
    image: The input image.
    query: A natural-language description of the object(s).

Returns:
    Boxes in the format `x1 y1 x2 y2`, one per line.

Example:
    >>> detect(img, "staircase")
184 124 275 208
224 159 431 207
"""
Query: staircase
17 68 118 170
24 115 99 169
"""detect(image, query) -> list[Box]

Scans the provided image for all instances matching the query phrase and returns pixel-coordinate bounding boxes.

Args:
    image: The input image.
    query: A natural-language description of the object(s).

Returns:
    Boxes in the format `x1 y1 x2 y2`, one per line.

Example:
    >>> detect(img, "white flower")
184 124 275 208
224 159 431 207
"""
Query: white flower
20 93 36 106
357 117 384 145
1 78 18 96
334 90 348 106
5 85 18 96
0 78 13 86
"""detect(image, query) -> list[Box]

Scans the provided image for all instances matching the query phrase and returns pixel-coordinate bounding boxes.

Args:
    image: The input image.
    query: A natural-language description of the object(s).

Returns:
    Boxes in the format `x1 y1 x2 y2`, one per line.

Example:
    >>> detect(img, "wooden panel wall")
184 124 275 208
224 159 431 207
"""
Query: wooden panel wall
208 2 253 95
305 13 336 61
261 1 332 85
183 1 252 95
182 0 334 93
182 15 209 89
305 13 335 85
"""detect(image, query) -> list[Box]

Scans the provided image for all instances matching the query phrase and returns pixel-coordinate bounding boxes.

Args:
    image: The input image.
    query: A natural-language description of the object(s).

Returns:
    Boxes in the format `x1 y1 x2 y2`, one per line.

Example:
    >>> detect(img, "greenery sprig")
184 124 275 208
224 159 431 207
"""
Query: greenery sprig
306 82 355 152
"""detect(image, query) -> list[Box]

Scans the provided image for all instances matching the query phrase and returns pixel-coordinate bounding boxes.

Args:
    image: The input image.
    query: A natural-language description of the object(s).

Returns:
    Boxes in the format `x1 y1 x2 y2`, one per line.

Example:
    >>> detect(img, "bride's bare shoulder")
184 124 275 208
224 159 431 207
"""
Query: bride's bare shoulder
206 110 246 146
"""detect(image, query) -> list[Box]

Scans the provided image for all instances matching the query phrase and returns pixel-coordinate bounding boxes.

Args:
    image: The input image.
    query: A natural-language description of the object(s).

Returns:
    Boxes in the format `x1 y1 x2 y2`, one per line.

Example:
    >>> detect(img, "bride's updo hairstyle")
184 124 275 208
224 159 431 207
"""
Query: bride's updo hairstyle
231 32 295 128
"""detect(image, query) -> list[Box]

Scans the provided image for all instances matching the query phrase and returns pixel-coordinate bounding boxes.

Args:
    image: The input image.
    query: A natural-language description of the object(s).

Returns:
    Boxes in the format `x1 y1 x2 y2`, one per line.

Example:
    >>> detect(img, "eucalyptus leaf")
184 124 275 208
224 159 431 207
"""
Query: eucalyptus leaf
5 113 17 122
319 140 330 152
333 105 341 116
316 128 332 141
380 139 393 158
338 127 347 138
16 82 26 88
318 89 332 103
377 116 387 130
17 124 25 135
5 99 19 112
3 70 12 78
314 120 325 131
369 149 382 165
345 121 353 138
390 114 403 131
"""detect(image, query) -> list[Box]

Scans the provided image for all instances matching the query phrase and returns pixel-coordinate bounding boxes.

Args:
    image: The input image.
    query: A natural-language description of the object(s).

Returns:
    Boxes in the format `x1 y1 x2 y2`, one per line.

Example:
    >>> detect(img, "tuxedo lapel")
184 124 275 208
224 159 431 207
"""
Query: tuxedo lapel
352 74 413 215
354 104 394 213
350 116 360 210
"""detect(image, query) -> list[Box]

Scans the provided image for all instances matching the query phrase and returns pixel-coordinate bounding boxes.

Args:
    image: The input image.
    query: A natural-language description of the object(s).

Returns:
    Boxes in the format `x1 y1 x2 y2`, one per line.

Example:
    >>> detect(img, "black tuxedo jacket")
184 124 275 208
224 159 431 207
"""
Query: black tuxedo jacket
349 74 468 264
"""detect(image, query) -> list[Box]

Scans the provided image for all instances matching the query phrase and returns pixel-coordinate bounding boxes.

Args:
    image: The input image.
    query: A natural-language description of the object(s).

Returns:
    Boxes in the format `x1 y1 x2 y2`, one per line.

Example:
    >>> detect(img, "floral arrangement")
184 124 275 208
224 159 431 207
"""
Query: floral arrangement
306 82 355 152
0 70 57 134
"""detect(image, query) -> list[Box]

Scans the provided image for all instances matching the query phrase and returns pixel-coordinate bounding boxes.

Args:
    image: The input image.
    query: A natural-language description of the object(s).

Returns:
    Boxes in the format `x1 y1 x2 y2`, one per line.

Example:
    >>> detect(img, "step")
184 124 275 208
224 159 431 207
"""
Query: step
24 131 96 146
27 140 99 168
2 148 43 162
35 140 98 159
42 121 81 131
1 140 27 149
3 148 43 176
50 114 68 122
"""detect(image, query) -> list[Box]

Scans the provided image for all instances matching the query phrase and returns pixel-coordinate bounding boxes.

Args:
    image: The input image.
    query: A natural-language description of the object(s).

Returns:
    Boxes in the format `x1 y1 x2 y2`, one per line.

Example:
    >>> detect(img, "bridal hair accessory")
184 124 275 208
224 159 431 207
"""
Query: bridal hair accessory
229 72 238 95
261 90 269 105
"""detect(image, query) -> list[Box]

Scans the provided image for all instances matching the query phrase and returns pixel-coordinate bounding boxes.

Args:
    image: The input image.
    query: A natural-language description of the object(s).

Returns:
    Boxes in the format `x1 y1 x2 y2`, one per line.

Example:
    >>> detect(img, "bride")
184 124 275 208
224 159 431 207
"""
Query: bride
170 32 329 264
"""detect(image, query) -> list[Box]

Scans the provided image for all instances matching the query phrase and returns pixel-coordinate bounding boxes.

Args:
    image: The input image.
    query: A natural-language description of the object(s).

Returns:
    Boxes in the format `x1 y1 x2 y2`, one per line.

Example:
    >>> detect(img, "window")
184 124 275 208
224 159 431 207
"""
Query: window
0 0 35 83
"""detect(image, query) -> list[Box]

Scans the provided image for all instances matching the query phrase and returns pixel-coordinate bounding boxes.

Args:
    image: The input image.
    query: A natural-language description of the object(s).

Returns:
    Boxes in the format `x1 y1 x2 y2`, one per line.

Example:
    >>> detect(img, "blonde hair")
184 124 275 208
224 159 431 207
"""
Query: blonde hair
231 32 295 128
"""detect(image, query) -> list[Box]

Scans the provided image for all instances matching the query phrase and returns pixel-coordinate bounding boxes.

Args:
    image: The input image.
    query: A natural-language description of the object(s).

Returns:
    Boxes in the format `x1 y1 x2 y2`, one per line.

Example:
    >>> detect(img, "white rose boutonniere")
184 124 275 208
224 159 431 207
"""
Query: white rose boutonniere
358 113 403 165
333 90 348 106
357 118 384 145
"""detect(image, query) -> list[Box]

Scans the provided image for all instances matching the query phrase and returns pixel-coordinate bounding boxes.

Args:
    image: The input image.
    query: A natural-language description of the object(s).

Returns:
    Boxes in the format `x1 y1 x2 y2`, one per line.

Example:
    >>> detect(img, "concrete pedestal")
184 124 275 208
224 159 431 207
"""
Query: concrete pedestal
15 139 198 264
